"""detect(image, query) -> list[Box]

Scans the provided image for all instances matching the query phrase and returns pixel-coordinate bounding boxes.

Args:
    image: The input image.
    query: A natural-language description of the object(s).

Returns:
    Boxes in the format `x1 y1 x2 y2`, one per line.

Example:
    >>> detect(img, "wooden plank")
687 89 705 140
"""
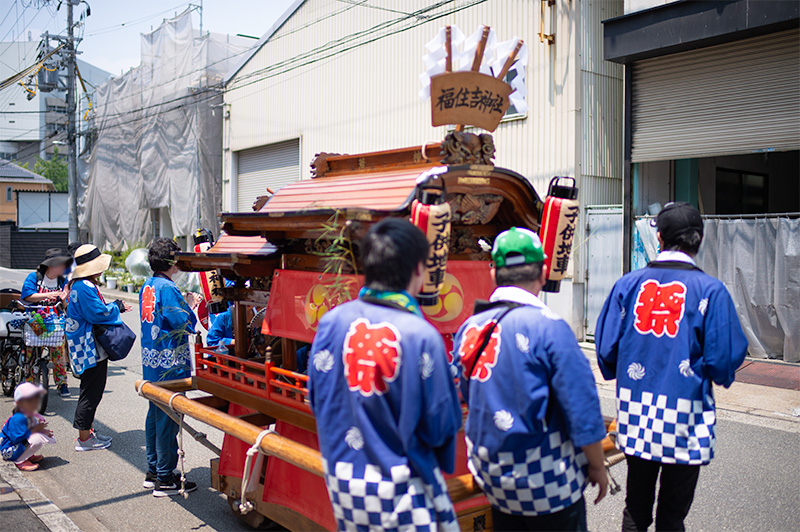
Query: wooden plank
238 412 275 427
194 395 230 410
234 302 248 359
155 378 196 392
216 473 329 531
195 377 317 433
138 379 321 473
281 338 298 372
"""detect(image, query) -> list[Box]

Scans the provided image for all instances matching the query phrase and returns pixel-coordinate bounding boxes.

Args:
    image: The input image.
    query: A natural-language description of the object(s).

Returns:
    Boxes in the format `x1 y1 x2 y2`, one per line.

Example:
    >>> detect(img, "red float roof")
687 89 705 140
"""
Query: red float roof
258 166 440 214
208 234 276 255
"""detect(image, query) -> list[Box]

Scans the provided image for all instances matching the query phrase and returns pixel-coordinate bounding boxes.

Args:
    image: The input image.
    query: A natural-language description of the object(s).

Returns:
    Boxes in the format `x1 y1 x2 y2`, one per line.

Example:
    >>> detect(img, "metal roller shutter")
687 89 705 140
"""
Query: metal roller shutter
236 139 300 212
632 29 800 163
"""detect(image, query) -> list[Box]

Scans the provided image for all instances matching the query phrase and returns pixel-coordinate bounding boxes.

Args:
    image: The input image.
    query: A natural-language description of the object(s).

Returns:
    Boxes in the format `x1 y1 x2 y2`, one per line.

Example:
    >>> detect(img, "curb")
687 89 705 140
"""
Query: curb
0 462 81 532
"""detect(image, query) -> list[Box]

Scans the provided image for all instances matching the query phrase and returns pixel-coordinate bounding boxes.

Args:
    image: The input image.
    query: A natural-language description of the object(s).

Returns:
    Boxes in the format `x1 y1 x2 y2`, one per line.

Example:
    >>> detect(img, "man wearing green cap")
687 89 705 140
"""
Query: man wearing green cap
453 227 608 531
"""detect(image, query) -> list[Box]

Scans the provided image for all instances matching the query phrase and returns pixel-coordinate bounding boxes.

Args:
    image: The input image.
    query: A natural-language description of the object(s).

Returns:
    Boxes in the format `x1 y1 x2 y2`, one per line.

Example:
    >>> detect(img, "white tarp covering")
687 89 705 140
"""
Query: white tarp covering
635 215 800 361
81 10 250 248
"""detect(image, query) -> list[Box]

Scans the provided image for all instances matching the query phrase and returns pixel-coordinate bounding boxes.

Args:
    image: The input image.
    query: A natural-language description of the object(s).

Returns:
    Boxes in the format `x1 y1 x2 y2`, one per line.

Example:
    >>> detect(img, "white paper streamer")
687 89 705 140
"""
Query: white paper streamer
420 25 528 116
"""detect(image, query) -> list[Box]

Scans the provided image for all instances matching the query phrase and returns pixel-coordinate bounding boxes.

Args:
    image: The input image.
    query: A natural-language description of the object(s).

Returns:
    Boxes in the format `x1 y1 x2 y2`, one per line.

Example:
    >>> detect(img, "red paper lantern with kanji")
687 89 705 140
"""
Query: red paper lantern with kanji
539 176 580 293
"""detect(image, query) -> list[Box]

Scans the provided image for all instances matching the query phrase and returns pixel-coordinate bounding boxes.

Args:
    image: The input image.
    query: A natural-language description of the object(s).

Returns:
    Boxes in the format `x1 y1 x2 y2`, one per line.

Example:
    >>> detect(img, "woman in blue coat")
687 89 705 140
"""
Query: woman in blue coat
66 245 132 452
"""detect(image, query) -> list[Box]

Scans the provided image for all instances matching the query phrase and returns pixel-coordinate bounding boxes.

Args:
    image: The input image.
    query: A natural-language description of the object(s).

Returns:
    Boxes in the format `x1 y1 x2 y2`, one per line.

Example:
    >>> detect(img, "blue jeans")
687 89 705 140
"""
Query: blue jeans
145 402 180 482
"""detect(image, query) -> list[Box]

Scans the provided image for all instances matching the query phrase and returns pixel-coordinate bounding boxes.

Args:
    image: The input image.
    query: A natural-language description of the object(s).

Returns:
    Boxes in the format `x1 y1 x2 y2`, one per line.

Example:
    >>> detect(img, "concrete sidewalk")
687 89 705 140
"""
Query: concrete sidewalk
579 343 800 429
0 462 81 532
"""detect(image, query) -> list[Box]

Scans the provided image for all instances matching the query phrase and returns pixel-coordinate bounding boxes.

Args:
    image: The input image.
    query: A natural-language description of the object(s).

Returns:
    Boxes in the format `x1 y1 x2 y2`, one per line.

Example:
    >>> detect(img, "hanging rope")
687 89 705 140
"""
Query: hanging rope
168 392 190 498
237 428 275 515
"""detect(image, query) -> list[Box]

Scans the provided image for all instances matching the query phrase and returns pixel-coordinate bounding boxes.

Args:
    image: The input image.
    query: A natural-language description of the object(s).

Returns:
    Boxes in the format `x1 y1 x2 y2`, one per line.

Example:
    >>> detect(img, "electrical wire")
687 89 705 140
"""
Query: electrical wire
83 2 189 37
91 0 478 124
6 0 488 158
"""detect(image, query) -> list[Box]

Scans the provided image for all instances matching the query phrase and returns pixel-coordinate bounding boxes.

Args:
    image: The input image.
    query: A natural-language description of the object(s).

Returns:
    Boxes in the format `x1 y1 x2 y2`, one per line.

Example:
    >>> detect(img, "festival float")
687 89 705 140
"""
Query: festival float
136 25 622 531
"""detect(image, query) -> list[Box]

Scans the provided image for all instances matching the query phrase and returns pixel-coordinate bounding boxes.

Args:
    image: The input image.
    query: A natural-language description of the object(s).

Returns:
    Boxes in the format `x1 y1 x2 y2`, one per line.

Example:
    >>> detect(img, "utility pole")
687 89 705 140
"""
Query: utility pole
65 0 79 243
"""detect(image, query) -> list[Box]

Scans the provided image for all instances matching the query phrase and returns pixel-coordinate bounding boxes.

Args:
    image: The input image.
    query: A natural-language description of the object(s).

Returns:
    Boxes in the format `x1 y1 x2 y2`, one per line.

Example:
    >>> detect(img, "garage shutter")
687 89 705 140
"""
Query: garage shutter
236 139 300 212
632 29 800 162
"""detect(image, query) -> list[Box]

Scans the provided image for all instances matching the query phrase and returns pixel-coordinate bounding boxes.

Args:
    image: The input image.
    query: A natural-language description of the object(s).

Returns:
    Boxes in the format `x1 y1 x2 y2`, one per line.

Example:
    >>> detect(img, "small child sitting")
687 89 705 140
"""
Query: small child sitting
0 383 56 471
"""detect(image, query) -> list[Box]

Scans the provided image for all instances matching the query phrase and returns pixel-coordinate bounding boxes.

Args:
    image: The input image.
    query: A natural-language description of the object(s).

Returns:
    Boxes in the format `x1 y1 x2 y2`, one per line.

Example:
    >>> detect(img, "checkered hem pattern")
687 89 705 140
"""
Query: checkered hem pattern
67 331 98 374
322 461 458 531
616 387 715 465
465 432 587 516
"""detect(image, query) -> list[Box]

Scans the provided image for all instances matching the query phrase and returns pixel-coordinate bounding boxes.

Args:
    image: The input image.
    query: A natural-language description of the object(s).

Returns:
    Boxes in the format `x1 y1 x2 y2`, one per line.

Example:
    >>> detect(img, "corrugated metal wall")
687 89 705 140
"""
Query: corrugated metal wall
224 0 590 201
223 0 624 336
580 0 623 199
631 29 800 162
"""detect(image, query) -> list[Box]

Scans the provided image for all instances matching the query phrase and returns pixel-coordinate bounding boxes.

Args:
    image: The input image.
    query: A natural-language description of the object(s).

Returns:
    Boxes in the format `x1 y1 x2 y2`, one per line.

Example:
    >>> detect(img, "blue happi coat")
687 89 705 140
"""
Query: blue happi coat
66 279 125 374
453 286 606 517
309 297 462 532
595 252 748 465
1 413 33 461
139 274 197 382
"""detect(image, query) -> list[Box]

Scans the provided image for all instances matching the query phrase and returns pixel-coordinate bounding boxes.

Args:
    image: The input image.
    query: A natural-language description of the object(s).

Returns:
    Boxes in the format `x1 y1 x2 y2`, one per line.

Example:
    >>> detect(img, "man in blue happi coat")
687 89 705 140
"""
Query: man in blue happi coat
309 218 462 531
595 202 748 531
453 227 608 531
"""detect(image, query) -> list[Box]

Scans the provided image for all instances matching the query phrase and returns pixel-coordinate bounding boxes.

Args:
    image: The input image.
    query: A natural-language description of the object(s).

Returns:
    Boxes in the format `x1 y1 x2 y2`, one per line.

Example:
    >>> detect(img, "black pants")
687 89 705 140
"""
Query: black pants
493 498 587 532
623 455 701 532
73 358 108 431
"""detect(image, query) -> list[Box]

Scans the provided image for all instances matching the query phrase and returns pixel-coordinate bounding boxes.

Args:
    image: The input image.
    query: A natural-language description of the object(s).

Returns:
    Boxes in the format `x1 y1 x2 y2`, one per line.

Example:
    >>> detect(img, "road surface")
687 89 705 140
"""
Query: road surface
0 267 797 531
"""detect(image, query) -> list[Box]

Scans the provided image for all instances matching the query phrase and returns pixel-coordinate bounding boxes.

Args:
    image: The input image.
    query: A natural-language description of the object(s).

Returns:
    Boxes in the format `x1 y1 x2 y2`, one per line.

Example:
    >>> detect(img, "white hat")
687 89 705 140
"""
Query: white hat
14 382 46 402
72 244 113 280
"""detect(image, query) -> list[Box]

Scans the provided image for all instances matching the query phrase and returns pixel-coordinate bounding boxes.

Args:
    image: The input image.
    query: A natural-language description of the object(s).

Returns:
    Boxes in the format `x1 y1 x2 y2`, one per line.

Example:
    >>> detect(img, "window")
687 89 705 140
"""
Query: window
6 187 12 202
716 168 768 214
504 70 524 117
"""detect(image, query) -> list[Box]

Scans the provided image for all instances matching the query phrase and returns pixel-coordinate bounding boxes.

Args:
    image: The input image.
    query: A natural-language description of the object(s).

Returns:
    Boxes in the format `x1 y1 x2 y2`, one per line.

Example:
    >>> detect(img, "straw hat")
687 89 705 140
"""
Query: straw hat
72 244 112 279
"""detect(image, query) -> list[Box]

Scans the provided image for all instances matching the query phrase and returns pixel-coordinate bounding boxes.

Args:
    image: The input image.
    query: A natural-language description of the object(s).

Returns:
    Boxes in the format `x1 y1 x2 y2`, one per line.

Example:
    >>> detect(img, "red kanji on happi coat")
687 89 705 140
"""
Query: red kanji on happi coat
458 321 501 382
343 319 402 396
633 280 687 338
141 285 156 324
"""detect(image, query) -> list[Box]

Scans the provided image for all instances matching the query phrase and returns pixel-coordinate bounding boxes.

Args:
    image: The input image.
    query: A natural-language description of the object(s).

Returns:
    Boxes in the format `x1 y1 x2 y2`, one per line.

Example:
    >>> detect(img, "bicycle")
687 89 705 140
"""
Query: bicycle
0 299 27 398
0 300 66 414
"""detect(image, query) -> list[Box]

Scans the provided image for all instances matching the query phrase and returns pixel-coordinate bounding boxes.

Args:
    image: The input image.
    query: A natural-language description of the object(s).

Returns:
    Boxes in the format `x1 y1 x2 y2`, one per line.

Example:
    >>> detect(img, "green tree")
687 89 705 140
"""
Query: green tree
33 146 69 192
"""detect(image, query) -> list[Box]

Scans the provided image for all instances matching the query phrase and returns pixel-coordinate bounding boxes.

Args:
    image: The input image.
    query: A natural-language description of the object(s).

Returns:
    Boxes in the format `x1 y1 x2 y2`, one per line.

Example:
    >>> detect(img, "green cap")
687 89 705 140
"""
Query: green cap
492 227 546 267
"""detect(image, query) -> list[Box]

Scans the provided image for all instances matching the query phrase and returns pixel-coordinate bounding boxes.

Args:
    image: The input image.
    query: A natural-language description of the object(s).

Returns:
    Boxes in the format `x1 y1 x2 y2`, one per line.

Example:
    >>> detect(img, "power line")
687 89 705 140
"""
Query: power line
83 2 189 37
92 0 473 125
57 0 487 138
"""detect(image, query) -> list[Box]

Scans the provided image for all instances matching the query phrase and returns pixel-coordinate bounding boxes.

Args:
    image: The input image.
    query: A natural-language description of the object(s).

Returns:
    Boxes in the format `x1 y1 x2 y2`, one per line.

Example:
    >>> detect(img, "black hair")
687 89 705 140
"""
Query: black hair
67 242 82 256
148 237 181 272
361 218 429 292
661 231 703 256
495 261 544 287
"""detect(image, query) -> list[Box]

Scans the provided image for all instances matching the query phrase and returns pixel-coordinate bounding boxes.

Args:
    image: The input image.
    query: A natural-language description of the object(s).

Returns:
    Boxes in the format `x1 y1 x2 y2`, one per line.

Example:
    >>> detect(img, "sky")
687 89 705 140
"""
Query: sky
0 0 296 76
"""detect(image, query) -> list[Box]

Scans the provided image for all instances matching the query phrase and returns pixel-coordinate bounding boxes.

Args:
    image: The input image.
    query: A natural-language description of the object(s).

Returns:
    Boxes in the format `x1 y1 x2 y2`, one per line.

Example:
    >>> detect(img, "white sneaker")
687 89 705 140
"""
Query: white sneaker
75 434 112 452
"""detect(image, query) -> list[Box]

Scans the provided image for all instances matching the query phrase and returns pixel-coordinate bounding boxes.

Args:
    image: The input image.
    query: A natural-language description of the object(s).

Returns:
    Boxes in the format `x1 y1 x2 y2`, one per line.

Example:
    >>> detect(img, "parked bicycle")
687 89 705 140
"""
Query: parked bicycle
0 298 65 414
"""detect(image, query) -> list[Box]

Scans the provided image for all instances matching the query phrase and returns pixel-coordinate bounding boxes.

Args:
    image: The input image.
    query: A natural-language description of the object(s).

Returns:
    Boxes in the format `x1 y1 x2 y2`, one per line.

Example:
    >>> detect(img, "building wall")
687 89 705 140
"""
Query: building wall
223 0 624 337
624 0 680 15
224 0 586 203
0 181 54 222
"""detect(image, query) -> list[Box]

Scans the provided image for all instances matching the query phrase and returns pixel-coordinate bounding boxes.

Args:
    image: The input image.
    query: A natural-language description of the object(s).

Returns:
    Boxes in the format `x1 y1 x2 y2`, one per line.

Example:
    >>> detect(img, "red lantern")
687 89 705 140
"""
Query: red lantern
193 229 227 322
539 177 579 293
410 169 452 307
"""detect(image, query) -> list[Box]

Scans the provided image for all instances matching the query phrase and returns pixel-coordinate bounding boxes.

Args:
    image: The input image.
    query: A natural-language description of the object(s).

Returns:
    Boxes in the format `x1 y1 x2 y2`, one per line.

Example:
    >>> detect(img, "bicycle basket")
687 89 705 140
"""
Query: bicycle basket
23 313 65 347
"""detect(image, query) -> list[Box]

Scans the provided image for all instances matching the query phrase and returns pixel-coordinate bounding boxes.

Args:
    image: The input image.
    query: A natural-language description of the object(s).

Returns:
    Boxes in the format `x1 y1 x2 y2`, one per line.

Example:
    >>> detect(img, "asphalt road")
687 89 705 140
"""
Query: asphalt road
1 267 798 531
